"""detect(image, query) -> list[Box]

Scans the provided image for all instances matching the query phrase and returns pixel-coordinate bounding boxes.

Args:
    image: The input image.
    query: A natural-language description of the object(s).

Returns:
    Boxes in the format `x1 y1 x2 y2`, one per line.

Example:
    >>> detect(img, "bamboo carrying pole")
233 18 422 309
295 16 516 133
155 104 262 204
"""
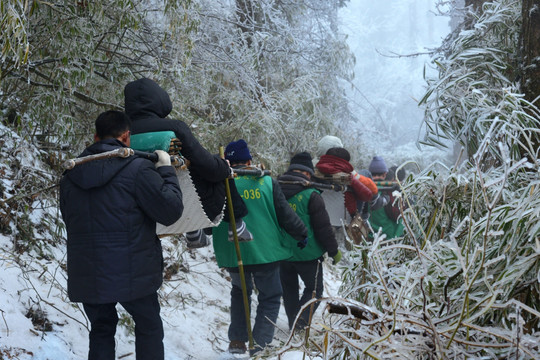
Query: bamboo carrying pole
62 148 268 178
374 180 401 191
61 148 187 169
277 179 346 192
219 146 254 351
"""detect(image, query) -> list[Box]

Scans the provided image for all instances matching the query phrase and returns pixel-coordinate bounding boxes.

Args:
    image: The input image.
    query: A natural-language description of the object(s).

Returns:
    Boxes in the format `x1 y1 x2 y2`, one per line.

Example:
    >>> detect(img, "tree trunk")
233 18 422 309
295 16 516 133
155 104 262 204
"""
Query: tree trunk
520 3 540 327
521 1 540 103
235 0 261 47
520 1 540 161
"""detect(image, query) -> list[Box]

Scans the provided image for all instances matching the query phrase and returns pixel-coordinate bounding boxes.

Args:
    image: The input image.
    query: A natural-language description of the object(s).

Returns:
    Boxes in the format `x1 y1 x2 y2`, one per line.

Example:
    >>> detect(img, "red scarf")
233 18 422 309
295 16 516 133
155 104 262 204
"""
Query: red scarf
316 155 353 174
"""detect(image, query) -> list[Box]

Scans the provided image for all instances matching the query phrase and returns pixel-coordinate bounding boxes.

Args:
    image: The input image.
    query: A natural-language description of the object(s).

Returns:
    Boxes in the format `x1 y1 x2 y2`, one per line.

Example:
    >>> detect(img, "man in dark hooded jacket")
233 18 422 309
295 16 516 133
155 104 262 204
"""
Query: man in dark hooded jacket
60 110 183 360
124 77 250 247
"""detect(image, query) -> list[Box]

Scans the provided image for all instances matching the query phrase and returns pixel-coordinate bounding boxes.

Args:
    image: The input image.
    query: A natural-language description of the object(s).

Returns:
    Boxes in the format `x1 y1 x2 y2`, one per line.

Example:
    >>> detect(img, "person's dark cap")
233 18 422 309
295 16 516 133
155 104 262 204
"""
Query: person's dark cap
369 156 388 174
288 151 314 175
225 139 252 162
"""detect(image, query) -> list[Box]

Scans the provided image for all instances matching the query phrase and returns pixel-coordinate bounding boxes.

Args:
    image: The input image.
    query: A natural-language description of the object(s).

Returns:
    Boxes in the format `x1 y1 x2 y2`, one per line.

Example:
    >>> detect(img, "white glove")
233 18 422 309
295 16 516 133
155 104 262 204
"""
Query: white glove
154 150 171 168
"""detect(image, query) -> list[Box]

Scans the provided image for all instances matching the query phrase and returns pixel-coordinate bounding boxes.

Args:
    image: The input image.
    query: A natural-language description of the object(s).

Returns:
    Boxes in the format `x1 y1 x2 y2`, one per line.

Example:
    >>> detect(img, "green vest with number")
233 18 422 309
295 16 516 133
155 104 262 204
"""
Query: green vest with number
212 175 293 268
283 188 325 261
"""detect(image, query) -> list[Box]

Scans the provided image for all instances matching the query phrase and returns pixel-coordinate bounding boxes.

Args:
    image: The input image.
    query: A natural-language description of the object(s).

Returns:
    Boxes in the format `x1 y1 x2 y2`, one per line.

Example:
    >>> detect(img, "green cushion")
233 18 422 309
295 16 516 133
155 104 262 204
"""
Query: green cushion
130 131 176 152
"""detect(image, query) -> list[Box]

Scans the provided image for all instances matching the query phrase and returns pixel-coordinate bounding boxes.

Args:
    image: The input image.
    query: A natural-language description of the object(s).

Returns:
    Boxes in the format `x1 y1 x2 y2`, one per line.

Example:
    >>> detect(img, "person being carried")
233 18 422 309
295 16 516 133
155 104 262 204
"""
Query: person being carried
212 139 308 356
314 135 343 162
124 77 251 248
60 110 184 360
277 151 341 331
315 147 374 217
312 136 348 245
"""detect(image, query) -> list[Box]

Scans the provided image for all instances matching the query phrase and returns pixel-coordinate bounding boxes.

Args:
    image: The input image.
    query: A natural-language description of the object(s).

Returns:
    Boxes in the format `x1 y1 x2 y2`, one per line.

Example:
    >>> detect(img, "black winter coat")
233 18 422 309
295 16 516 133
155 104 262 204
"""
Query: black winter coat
124 78 247 220
60 139 183 304
278 171 338 257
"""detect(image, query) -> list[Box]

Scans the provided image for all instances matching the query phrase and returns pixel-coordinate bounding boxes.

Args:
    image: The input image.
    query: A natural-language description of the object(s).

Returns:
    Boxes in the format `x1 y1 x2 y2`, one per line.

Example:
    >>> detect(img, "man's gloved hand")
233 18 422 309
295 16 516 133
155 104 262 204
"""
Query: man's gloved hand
154 150 171 168
297 237 308 249
332 250 342 265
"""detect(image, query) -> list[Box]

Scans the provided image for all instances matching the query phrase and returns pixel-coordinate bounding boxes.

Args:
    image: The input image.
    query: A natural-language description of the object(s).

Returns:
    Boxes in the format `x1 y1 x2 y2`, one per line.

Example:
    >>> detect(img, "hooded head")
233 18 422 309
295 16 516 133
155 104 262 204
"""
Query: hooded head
225 139 252 163
288 151 314 175
316 135 343 157
124 78 173 119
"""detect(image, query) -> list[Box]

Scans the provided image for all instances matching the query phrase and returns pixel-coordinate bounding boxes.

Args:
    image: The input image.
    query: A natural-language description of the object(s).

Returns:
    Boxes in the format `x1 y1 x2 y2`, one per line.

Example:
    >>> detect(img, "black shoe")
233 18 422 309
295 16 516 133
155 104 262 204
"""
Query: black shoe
228 340 246 354
185 230 210 249
228 219 253 242
249 345 264 357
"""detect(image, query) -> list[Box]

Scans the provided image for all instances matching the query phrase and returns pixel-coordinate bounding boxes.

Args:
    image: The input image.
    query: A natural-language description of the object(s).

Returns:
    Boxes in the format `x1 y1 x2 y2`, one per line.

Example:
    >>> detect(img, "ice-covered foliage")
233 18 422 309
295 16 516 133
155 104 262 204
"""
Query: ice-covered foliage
0 123 64 258
175 0 355 169
420 0 538 165
0 0 195 151
275 1 540 358
1 0 355 172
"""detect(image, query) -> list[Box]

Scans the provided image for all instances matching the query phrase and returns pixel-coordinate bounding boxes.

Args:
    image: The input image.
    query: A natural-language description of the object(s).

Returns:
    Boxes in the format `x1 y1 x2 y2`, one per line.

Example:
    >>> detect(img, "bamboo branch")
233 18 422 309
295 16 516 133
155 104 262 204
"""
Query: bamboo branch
326 303 372 322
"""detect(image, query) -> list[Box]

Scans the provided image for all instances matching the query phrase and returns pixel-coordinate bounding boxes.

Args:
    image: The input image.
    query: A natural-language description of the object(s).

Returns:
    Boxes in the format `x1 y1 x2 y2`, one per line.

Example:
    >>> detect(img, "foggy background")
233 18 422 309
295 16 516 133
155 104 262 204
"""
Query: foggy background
339 0 451 165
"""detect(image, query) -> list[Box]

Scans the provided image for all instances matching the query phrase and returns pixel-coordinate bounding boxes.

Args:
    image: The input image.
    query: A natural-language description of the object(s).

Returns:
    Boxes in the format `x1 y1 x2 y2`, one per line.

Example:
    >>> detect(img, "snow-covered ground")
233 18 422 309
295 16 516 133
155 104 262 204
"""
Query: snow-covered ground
0 124 342 359
0 229 343 359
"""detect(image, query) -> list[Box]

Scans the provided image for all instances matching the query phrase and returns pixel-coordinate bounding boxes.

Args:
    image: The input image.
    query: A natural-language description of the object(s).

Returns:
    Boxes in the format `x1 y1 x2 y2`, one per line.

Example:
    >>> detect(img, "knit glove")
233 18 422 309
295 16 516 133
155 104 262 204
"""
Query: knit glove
332 250 342 265
154 150 171 168
297 237 308 249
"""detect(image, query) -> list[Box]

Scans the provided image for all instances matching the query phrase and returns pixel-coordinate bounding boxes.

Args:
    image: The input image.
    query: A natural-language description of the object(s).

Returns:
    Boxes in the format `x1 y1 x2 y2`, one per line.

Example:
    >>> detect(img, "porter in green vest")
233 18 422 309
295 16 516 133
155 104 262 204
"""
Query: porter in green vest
282 188 325 261
278 151 341 330
213 140 308 356
213 175 293 267
367 157 405 239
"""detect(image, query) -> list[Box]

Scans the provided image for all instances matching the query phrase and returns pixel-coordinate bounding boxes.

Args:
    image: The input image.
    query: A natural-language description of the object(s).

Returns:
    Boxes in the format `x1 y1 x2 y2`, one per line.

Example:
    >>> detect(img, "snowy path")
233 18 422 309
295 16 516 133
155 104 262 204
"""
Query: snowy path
0 234 343 360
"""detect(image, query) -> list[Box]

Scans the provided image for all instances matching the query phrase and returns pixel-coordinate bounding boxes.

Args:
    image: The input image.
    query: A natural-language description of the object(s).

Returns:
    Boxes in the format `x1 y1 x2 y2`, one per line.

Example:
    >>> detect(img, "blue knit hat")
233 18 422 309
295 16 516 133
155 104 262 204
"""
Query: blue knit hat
369 156 388 174
225 139 252 162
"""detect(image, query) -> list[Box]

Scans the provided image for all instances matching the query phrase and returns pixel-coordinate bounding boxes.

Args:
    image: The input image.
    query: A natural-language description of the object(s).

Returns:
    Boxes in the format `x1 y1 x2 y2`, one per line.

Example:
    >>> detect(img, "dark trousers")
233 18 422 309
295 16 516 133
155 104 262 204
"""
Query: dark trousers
83 292 164 360
280 259 324 330
228 265 282 351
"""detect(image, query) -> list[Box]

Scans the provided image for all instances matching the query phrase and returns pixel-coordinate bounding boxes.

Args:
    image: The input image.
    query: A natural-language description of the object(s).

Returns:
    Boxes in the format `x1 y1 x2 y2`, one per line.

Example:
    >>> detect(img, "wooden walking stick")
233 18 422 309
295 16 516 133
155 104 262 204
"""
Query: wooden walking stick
302 259 321 360
219 146 254 352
